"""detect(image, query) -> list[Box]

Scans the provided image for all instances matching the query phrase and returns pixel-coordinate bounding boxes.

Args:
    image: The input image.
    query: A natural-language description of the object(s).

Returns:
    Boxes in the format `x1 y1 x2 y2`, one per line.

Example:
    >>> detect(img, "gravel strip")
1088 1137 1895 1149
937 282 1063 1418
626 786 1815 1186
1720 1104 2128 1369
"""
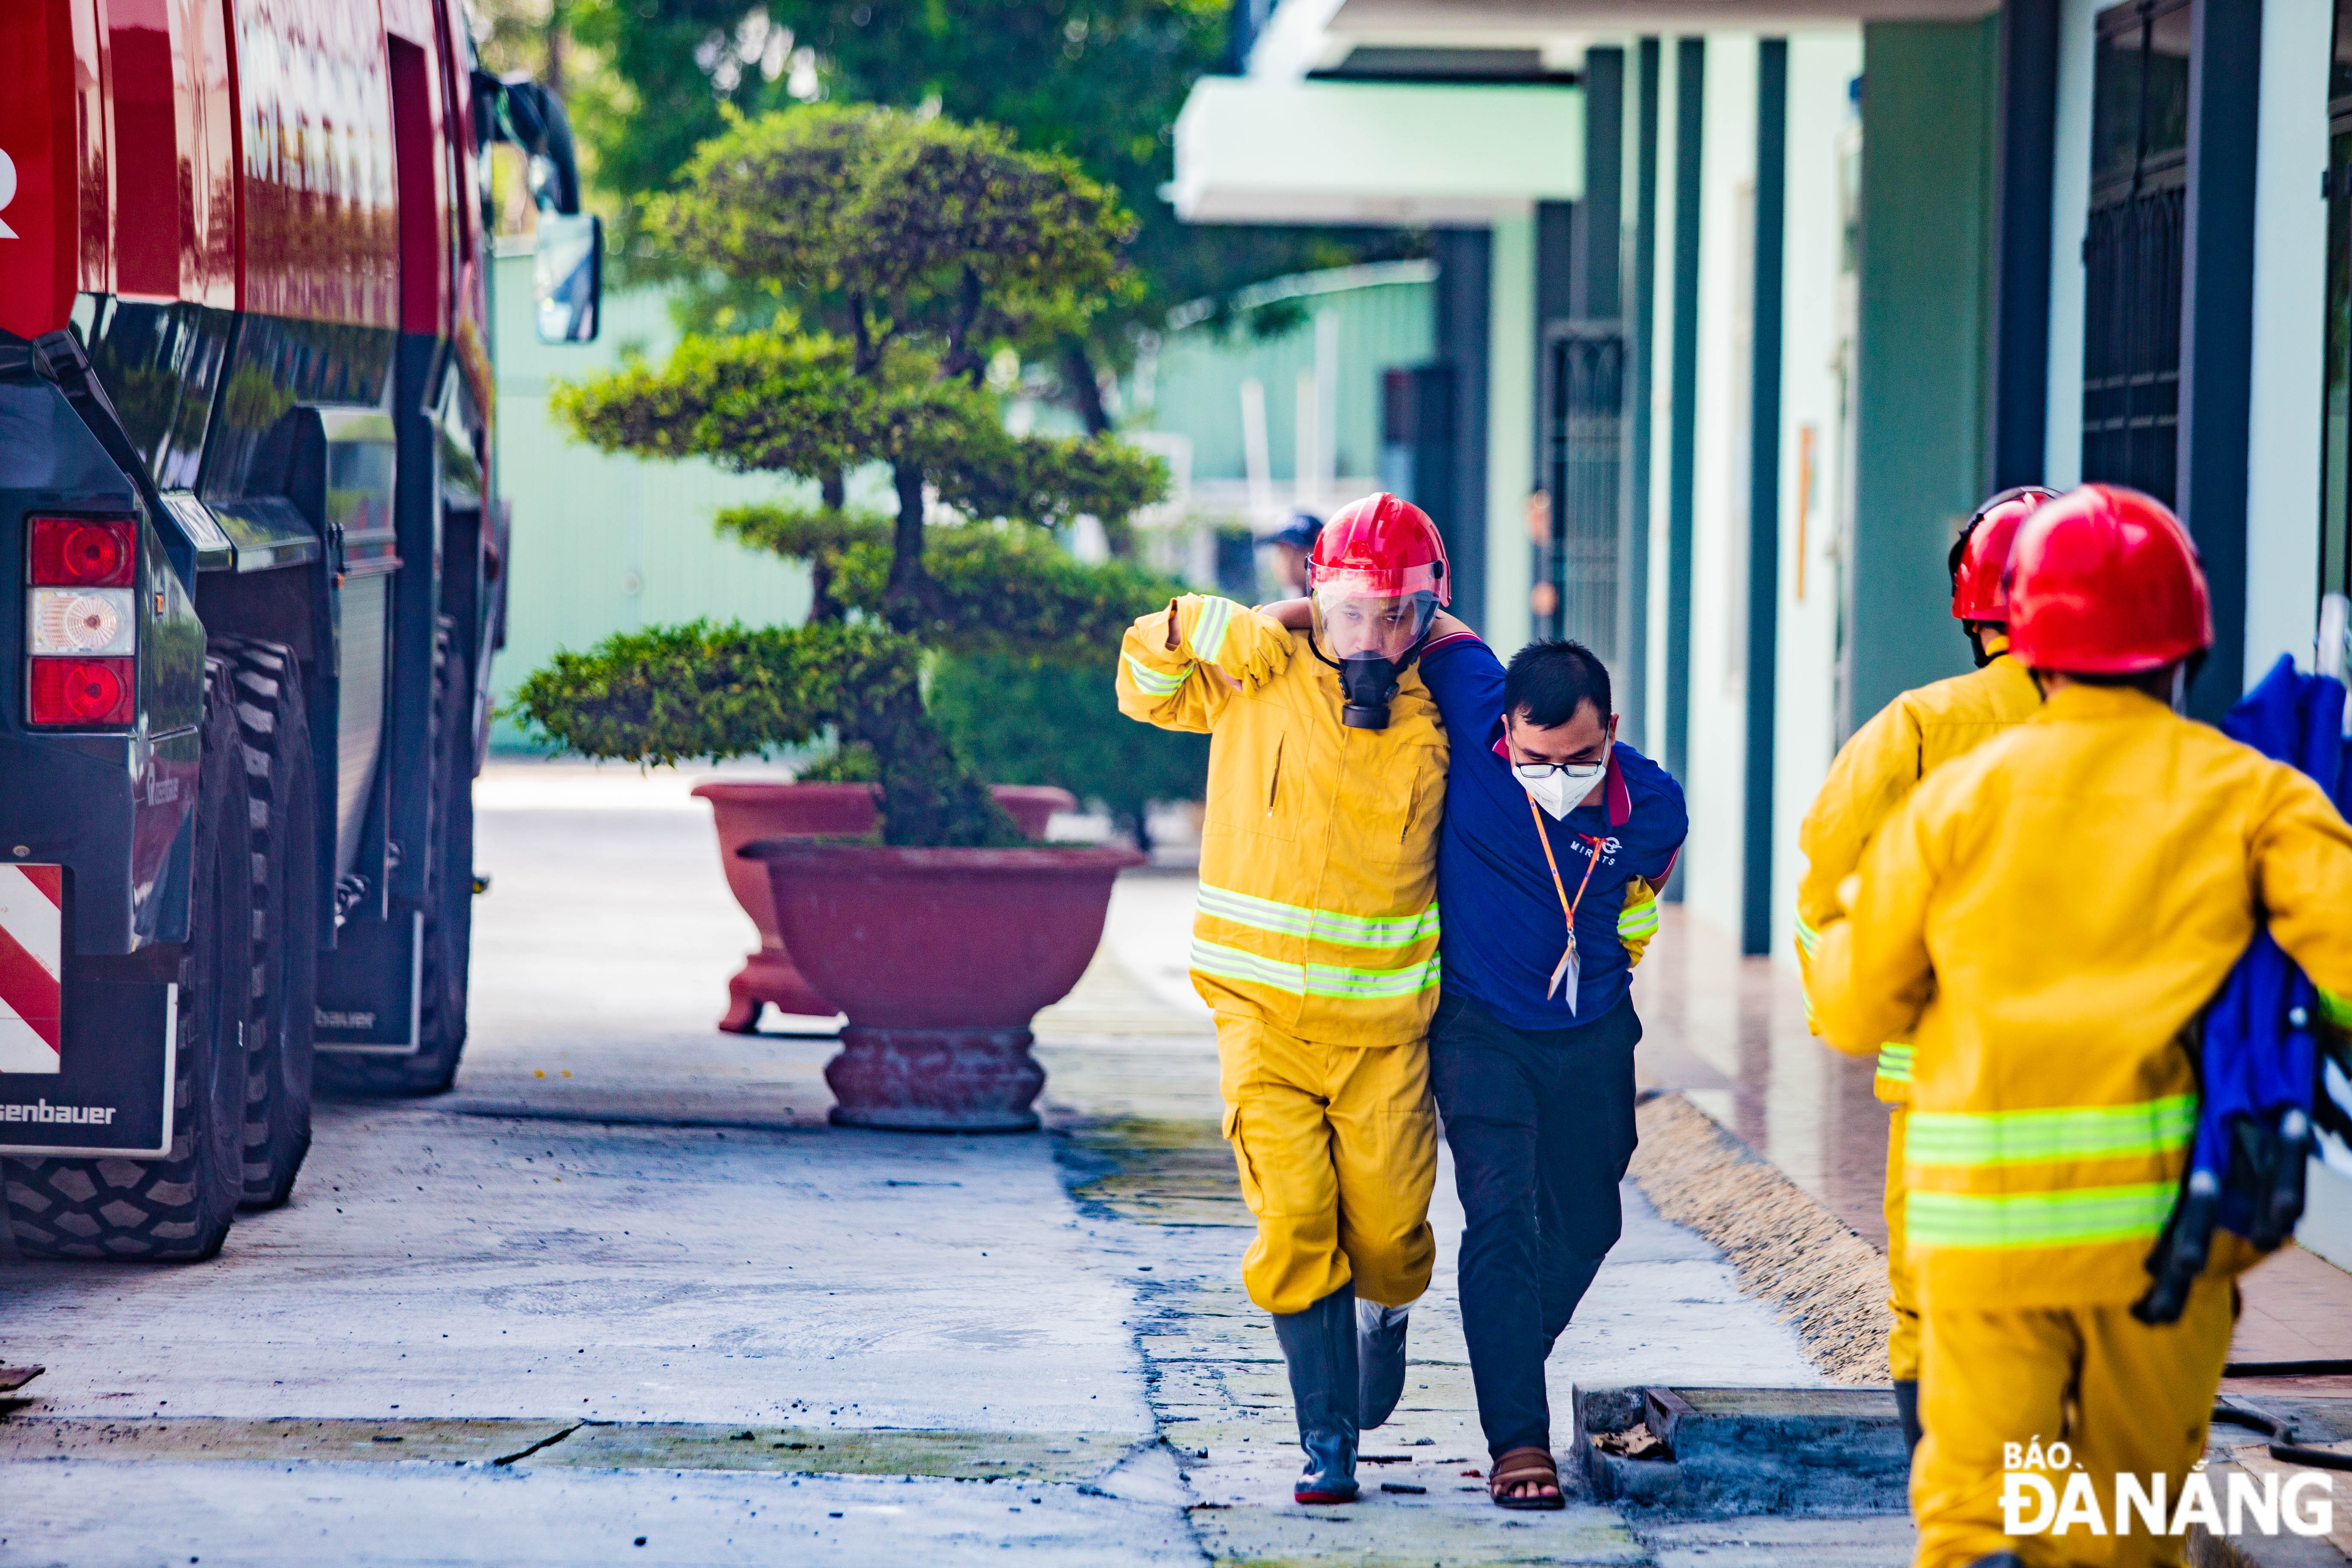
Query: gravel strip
1626 1093 1895 1384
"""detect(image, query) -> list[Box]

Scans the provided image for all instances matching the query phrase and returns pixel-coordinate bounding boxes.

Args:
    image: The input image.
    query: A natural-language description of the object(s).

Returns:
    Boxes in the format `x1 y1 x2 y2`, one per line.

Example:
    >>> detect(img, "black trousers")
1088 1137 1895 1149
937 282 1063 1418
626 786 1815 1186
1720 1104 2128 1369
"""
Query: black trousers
1428 988 1641 1458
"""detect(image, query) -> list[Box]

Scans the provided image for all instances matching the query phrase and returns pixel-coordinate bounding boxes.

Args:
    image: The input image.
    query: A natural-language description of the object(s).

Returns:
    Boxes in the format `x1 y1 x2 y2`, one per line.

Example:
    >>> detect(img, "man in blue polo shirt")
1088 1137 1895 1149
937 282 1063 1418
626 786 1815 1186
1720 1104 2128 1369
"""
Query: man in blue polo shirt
1416 623 1687 1509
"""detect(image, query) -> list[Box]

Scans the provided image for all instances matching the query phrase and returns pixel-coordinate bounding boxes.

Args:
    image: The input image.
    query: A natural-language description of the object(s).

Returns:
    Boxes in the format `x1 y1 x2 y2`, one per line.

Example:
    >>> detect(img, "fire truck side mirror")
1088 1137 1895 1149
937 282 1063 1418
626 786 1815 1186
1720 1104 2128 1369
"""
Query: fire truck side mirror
533 212 602 345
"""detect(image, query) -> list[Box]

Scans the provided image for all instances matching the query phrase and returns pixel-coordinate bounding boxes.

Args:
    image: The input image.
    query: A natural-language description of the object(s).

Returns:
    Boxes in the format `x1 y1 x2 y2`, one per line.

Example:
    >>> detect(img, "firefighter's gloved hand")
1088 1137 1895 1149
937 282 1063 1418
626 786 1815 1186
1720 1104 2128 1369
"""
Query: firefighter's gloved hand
2134 1169 2219 1326
2135 1108 2313 1325
2236 1107 2311 1252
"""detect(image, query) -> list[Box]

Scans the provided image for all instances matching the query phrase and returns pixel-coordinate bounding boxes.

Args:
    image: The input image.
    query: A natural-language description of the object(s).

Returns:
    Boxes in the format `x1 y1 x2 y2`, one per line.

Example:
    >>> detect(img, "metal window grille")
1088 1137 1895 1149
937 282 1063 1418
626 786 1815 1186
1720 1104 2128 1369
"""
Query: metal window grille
1540 330 1628 660
2079 0 2189 505
2079 188 2184 505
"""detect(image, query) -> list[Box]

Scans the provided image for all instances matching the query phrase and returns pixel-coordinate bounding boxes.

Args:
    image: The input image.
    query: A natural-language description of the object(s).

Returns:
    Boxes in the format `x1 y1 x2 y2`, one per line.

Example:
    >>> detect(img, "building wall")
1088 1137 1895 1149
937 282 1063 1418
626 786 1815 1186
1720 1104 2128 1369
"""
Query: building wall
1139 268 1435 490
488 251 814 748
1640 43 1683 762
1849 21 1999 732
2040 0 2098 489
1486 211 1539 656
1681 33 1759 934
2245 0 2331 681
2244 0 2352 1272
1770 31 1866 960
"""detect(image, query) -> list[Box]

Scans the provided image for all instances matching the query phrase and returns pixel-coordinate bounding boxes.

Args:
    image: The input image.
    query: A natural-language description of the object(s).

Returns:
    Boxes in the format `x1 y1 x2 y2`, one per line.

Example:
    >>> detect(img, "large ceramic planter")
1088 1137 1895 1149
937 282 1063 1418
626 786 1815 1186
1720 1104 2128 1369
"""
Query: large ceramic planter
693 781 1075 1032
745 840 1144 1130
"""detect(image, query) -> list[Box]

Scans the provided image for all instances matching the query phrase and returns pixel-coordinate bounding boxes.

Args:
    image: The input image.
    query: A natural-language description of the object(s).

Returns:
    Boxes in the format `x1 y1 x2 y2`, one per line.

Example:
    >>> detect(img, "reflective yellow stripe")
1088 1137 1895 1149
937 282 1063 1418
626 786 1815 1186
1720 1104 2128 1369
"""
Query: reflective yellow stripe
1189 936 1441 1001
1122 653 1185 697
1907 1183 2177 1249
1794 915 1820 959
2319 988 2352 1029
1875 1044 1914 1083
1188 596 1238 667
1195 883 1439 951
1617 900 1660 940
1906 1094 2195 1168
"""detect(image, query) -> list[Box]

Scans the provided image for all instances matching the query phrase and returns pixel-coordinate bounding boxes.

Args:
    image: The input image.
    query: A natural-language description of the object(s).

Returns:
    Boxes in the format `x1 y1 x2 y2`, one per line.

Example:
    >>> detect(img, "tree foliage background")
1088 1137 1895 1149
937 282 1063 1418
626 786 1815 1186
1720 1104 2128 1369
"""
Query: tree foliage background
513 107 1212 846
472 0 1426 427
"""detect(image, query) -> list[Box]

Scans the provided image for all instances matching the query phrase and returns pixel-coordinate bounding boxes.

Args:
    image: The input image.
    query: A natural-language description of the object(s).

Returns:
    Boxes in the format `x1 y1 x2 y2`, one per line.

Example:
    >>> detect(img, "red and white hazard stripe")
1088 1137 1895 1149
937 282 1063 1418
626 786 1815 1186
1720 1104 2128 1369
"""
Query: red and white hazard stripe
0 866 62 1075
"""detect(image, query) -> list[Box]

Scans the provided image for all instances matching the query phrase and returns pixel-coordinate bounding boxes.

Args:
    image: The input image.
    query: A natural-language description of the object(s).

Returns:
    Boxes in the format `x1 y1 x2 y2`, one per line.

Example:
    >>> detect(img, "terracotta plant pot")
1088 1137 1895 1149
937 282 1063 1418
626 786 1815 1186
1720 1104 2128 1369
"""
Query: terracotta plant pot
745 839 1144 1130
692 781 1076 1032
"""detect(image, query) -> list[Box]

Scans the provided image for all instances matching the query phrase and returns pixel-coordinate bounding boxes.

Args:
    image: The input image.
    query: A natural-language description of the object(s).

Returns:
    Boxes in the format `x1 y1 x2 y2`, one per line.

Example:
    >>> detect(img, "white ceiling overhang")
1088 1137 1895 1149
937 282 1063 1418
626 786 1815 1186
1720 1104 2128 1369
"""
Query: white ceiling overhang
1326 0 1998 31
1169 77 1584 225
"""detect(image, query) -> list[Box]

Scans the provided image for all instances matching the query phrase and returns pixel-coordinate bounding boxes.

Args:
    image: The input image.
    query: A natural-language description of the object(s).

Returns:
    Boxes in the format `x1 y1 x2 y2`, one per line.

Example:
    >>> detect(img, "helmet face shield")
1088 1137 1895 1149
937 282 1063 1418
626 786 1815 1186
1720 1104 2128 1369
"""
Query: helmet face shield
1312 584 1437 663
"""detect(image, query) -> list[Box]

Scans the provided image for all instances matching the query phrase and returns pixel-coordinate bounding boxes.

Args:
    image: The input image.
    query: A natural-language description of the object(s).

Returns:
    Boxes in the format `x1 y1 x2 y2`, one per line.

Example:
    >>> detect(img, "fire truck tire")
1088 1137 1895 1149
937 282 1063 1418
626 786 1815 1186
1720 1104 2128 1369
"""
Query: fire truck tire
316 617 472 1097
216 638 318 1210
2 660 257 1261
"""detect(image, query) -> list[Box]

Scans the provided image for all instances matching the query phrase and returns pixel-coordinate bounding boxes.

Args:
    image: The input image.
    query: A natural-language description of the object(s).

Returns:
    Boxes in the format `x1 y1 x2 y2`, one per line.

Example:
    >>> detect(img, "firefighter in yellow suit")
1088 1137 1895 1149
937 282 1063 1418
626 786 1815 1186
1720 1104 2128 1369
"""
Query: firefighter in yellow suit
1795 487 2053 1452
1115 493 1452 1507
1811 485 2352 1568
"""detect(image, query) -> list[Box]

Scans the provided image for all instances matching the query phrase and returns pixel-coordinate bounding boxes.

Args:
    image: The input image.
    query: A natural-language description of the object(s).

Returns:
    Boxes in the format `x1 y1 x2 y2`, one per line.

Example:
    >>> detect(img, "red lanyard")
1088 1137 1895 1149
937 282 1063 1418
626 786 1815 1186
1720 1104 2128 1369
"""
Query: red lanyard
1527 793 1605 996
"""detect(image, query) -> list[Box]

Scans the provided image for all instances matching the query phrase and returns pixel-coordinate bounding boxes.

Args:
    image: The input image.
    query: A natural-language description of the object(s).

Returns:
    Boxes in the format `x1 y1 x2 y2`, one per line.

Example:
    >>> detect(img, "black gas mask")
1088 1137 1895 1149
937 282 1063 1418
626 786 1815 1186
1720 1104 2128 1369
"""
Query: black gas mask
1308 589 1439 730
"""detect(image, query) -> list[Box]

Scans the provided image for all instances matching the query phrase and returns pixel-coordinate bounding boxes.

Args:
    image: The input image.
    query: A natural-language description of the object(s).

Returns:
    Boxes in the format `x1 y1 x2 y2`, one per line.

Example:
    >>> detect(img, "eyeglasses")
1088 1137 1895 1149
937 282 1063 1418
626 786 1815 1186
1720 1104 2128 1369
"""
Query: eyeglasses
1512 759 1605 781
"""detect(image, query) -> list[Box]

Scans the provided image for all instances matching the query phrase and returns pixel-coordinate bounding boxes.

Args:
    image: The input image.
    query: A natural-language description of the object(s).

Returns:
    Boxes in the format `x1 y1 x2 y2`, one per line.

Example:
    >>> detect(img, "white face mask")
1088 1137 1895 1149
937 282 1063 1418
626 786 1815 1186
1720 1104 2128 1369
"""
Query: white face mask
1517 759 1605 820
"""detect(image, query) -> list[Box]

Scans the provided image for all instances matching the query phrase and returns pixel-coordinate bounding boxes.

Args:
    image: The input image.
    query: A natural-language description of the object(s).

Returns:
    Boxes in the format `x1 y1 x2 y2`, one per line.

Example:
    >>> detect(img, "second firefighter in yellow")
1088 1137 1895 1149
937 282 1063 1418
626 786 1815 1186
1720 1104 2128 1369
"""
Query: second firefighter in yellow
1795 487 2051 1448
1811 486 2352 1568
1116 494 1454 1507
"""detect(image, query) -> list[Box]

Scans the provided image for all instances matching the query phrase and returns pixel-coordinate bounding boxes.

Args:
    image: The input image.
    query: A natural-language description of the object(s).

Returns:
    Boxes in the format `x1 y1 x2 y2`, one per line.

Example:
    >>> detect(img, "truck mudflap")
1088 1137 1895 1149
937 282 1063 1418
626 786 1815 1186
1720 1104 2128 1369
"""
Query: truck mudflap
0 860 178 1158
0 975 178 1158
315 909 422 1054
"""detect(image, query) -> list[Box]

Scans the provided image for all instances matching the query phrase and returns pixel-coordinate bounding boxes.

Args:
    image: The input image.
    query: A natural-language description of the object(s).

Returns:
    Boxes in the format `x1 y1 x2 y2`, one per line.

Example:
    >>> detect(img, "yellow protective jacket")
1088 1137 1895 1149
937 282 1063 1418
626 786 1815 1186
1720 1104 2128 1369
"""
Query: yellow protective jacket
1810 684 2352 1308
1115 594 1448 1047
1794 645 2042 1099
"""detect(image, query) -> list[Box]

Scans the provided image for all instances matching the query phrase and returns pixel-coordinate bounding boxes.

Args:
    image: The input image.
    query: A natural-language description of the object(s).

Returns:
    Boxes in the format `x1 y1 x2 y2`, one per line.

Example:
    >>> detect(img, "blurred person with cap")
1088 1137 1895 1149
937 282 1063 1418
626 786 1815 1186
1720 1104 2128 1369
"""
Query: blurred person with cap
1262 511 1323 597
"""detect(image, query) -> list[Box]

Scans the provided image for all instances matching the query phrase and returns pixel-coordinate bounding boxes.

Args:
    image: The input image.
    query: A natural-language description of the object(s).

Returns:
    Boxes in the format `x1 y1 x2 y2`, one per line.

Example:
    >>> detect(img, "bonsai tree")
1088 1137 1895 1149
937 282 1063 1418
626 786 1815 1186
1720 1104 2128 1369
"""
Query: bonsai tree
512 106 1179 845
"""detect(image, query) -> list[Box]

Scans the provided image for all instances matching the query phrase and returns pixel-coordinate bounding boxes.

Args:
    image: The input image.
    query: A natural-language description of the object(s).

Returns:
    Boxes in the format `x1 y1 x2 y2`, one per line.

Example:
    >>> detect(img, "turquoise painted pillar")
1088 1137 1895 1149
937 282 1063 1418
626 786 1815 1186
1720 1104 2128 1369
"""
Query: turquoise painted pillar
1850 21 2000 732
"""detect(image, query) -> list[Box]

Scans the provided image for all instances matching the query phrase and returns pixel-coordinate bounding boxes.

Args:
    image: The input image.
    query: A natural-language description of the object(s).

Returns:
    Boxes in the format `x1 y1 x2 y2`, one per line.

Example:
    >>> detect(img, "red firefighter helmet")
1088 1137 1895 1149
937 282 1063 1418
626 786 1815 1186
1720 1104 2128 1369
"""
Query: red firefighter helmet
2006 484 2213 674
1950 485 2058 622
1310 493 1450 606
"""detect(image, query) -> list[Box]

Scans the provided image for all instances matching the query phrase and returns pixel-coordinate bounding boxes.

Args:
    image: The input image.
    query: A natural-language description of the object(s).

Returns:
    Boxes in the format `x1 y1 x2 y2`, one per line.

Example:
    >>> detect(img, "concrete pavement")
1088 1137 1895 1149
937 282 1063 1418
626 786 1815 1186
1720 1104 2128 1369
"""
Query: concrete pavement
1 763 1876 1565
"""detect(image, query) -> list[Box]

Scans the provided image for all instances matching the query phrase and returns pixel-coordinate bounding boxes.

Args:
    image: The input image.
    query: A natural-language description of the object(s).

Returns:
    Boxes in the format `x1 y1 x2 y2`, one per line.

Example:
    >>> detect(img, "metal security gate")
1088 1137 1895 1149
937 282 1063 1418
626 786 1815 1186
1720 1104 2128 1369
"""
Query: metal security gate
2080 0 2190 504
1539 329 1628 660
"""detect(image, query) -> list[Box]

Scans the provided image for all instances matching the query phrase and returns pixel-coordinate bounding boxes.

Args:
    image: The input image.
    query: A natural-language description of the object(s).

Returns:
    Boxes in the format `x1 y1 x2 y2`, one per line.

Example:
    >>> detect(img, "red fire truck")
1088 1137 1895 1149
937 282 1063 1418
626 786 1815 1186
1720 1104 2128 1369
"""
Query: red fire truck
0 0 597 1261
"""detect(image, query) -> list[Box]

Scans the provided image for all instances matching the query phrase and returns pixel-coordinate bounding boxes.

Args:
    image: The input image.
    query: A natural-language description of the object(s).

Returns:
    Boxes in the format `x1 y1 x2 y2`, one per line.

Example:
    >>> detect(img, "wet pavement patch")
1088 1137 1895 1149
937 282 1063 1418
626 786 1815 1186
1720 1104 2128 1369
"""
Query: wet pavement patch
1054 1115 1251 1228
533 1423 1139 1480
0 1417 582 1466
0 1415 1139 1479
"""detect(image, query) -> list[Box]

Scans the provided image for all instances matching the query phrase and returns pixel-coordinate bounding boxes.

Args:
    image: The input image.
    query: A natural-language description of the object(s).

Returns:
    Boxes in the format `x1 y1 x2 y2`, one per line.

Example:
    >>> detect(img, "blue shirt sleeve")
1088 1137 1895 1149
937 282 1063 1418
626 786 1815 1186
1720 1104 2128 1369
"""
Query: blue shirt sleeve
1416 635 1505 747
1619 750 1690 882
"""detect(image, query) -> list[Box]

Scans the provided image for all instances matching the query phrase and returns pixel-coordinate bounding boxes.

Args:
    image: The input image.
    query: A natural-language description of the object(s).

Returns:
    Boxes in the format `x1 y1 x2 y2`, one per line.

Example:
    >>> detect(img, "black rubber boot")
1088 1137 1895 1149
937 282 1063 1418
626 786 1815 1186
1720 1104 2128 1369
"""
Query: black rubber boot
1273 1282 1360 1503
1358 1298 1411 1430
1893 1379 1922 1455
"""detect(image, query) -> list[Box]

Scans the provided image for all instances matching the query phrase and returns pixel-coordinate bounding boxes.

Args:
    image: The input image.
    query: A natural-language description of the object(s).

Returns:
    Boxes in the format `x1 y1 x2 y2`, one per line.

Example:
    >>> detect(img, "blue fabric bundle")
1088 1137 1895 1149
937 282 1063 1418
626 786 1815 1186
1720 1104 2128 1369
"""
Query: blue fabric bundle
2136 655 2349 1323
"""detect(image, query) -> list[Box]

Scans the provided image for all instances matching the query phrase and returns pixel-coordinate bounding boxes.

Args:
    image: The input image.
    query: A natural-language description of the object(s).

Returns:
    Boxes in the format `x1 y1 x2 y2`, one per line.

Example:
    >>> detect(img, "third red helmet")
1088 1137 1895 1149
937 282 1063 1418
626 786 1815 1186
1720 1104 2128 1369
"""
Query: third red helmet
1951 486 2057 622
1311 493 1450 606
2005 484 2213 674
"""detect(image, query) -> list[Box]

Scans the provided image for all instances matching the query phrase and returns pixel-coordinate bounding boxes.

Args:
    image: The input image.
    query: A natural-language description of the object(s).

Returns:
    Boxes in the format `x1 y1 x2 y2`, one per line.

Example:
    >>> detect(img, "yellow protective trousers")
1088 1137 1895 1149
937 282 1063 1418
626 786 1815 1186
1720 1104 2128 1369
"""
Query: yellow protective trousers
1911 1275 2234 1568
1885 1108 1920 1382
1215 1012 1438 1315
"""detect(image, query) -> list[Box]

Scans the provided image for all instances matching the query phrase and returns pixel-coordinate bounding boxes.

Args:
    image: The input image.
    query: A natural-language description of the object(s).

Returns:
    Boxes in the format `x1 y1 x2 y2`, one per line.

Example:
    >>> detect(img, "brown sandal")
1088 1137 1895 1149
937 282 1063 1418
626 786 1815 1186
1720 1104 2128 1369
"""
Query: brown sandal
1488 1445 1566 1510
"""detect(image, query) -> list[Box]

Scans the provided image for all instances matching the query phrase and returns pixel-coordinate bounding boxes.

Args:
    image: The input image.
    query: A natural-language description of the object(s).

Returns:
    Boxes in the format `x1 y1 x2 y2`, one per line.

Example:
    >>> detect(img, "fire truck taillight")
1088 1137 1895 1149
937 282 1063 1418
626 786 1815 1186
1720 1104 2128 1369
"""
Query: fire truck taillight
25 517 139 729
29 658 136 727
28 518 137 588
